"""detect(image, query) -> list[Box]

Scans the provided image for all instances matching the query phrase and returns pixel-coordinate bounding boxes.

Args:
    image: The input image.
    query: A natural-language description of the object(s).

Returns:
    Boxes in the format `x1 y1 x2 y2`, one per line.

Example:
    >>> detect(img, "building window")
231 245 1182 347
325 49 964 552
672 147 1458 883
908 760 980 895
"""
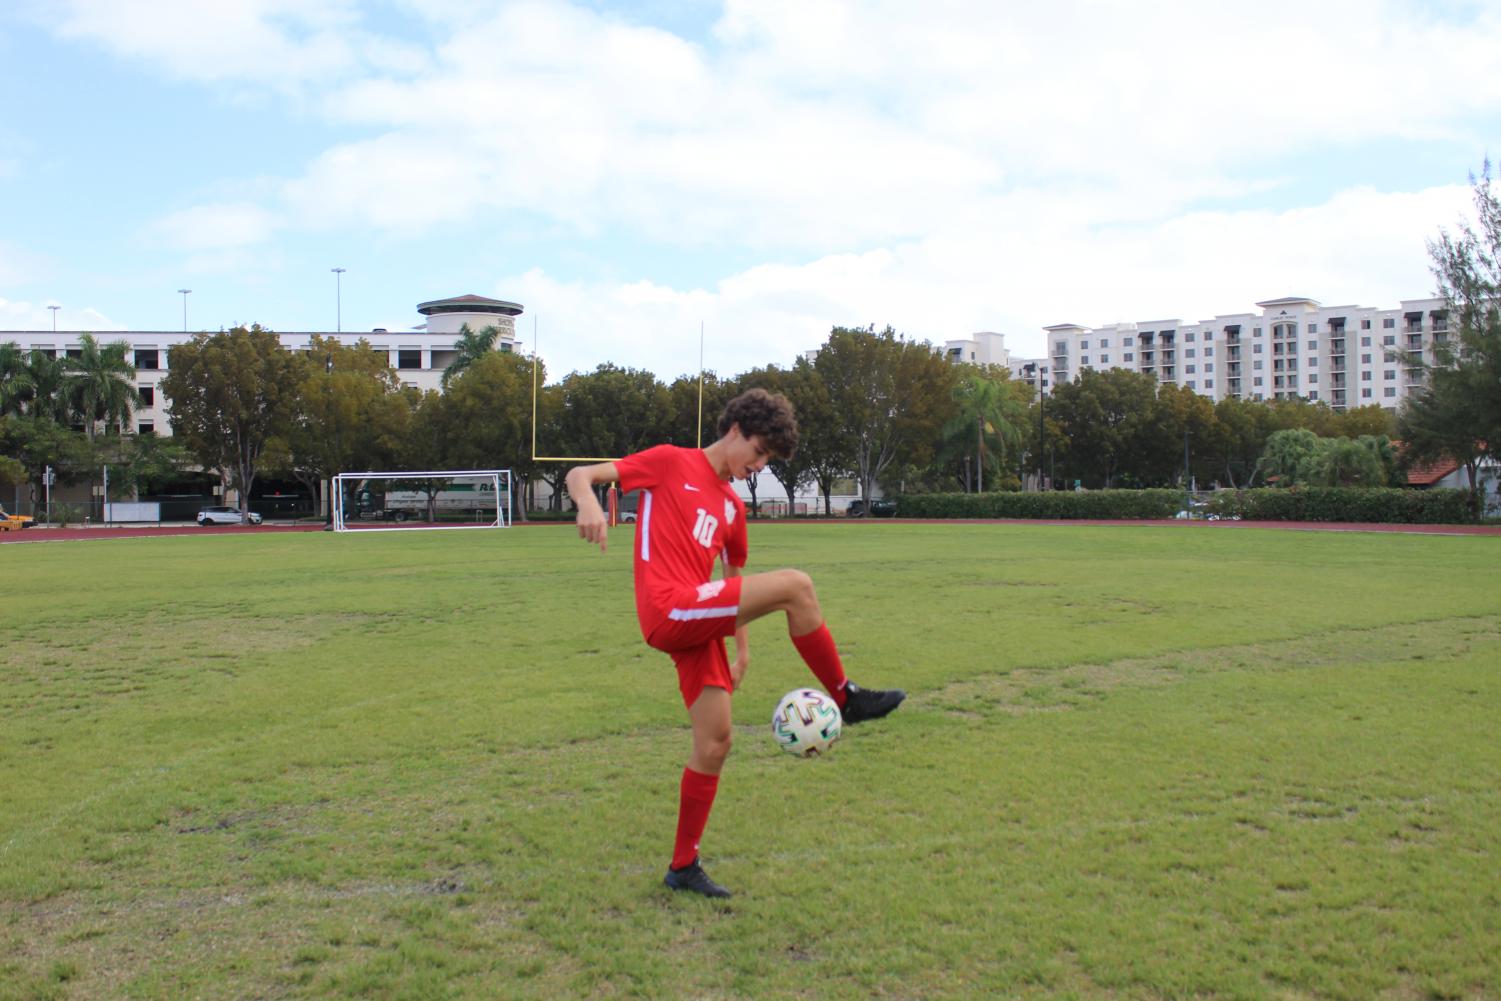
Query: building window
1361 371 1372 381
1186 348 1196 358
1384 387 1397 397
1186 380 1196 390
1360 353 1371 364
1054 341 1068 354
134 349 160 370
1384 370 1396 380
1253 327 1262 336
1383 318 1395 328
138 386 154 406
1205 363 1214 373
1203 331 1212 340
1205 380 1214 389
1186 364 1196 374
1361 319 1371 329
1253 343 1263 354
67 348 82 359
1383 335 1396 346
1185 332 1196 342
397 349 423 370
137 421 154 435
1308 357 1317 367
1362 388 1372 398
1361 336 1371 347
1124 336 1134 347
1307 323 1318 333
1204 347 1214 357
1253 360 1263 370
1099 337 1109 348
1308 391 1319 401
1124 353 1134 362
1081 356 1090 365
1100 354 1110 364
1309 374 1318 384
1253 377 1263 386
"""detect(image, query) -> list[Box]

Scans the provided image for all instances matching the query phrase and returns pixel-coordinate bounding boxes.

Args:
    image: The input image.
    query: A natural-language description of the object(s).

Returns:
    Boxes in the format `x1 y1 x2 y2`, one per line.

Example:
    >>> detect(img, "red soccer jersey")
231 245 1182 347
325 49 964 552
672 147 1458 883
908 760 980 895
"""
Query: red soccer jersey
614 444 749 638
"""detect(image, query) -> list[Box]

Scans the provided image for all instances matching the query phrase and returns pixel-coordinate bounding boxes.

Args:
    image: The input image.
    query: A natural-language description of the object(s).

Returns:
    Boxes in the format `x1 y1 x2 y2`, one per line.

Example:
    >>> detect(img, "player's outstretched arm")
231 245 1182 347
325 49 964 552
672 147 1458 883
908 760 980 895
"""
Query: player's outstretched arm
565 462 619 552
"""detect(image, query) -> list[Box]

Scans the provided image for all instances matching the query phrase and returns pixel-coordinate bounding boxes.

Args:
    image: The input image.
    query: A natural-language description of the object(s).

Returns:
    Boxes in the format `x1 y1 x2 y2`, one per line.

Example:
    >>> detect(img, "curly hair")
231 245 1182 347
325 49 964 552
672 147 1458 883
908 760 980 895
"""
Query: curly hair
718 388 799 459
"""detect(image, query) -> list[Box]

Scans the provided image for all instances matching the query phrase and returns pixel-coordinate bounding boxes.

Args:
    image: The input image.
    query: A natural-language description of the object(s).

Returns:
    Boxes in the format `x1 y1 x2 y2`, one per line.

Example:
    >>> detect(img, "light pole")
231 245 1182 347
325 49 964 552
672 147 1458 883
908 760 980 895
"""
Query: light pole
1183 429 1193 519
177 289 191 332
48 305 60 331
1024 362 1044 490
331 268 346 332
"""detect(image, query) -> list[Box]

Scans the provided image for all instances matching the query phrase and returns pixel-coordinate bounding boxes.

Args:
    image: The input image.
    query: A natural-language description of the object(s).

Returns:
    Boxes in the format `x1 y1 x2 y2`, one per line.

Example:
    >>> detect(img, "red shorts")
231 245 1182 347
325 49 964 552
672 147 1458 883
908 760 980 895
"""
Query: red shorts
645 576 744 709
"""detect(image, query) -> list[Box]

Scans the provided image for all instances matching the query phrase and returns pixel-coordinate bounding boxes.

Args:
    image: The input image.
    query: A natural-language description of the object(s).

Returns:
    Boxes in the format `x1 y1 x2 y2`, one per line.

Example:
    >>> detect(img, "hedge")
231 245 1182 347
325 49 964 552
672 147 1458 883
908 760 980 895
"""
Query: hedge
893 489 1184 520
891 487 1476 523
1205 487 1475 524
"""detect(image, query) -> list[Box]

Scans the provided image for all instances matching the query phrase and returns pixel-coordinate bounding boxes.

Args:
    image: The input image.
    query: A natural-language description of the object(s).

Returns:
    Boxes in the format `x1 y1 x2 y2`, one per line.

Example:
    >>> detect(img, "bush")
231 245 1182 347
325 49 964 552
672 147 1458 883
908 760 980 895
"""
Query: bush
894 490 1184 520
1206 487 1475 524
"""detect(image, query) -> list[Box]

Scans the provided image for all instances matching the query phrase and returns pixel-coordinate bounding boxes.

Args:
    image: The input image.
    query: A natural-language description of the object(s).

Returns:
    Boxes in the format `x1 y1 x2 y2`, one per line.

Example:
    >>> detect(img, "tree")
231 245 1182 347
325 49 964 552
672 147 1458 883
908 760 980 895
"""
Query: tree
64 333 141 439
161 325 307 514
271 335 406 517
940 367 1026 491
815 325 954 503
1399 158 1501 508
1044 369 1160 488
0 343 34 417
1256 428 1323 486
557 364 671 463
664 371 737 450
23 350 73 425
444 350 547 520
1312 436 1387 487
442 323 502 388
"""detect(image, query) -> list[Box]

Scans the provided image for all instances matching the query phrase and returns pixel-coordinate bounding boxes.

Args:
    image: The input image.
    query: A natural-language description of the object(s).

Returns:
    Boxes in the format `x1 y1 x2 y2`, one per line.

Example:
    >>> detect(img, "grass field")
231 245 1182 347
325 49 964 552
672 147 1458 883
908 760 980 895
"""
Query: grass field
2 523 1499 1000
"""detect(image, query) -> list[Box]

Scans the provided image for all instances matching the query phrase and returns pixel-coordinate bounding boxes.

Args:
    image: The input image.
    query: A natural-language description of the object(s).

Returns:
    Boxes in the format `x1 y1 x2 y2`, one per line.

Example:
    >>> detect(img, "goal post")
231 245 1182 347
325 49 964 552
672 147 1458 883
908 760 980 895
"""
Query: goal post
331 469 512 532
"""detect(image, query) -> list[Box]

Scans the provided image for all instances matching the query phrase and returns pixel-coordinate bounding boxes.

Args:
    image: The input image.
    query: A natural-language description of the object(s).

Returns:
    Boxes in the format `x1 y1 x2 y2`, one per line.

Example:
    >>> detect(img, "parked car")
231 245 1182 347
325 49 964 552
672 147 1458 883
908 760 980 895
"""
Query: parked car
847 498 897 518
196 505 263 526
0 505 33 531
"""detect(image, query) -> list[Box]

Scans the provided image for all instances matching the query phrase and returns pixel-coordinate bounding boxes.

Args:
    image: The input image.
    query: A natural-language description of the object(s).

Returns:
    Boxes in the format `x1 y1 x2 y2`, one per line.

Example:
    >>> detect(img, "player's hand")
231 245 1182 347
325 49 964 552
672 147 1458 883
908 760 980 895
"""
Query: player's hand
729 652 748 691
576 507 608 552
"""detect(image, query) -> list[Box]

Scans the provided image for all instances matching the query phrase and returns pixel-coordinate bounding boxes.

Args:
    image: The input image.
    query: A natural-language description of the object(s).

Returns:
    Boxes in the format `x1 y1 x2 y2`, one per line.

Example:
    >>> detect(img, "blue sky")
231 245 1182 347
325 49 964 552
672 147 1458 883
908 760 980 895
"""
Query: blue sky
2 0 1499 380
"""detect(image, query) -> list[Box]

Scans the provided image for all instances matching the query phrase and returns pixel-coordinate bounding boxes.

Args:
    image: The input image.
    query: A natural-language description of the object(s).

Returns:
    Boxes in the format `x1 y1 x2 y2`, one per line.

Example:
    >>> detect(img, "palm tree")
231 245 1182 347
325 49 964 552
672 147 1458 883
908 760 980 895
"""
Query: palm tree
0 342 34 417
441 323 500 387
63 333 141 438
24 350 71 424
940 371 1026 491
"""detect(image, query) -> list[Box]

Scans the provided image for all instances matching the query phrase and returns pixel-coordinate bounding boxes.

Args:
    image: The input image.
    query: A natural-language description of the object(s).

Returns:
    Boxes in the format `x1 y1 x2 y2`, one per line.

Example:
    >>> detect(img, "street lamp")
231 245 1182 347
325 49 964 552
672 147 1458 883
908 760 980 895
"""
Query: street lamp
48 305 60 331
331 268 346 333
177 289 191 332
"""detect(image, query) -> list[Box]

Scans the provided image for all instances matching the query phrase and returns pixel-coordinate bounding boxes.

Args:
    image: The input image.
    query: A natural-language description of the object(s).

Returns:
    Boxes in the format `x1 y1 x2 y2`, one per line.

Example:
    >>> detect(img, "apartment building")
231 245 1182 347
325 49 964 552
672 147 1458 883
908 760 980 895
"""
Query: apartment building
2 294 524 435
1002 295 1448 411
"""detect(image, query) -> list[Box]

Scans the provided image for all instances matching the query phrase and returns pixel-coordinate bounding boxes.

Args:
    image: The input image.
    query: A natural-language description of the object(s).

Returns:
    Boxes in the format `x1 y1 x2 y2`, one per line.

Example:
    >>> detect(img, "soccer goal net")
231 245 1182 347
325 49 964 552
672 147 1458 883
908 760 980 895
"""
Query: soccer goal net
331 469 513 532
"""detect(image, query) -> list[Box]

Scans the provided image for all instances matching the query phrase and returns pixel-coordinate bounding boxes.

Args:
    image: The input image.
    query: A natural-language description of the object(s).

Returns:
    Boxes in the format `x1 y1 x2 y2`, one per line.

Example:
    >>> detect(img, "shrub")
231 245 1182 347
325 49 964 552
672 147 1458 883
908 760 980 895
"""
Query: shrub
1205 487 1474 524
894 490 1184 520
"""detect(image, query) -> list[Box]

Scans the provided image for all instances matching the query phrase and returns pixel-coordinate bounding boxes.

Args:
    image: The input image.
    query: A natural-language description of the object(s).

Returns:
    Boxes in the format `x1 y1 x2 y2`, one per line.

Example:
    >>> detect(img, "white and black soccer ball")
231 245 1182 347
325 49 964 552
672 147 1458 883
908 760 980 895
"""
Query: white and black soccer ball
771 688 843 757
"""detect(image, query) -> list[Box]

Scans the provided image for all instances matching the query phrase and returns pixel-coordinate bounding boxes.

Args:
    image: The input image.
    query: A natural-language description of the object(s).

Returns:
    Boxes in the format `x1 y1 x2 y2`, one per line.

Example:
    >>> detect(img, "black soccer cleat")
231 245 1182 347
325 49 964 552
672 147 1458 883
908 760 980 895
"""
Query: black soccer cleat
841 681 906 724
664 858 732 898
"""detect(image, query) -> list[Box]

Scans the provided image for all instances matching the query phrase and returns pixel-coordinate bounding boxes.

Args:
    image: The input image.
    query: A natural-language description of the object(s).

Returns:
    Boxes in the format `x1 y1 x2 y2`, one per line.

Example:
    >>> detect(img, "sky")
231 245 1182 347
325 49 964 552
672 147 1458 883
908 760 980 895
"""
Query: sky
2 0 1499 381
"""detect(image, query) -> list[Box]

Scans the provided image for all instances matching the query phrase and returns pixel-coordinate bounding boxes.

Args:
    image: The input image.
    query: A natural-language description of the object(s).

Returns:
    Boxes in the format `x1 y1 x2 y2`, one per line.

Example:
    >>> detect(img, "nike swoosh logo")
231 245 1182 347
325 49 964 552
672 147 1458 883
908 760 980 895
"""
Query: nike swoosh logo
683 483 700 492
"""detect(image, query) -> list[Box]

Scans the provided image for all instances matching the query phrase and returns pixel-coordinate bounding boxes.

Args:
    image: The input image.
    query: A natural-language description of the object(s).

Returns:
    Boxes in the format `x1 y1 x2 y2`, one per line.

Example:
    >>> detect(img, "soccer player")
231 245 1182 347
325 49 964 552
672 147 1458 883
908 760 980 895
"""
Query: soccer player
566 388 906 899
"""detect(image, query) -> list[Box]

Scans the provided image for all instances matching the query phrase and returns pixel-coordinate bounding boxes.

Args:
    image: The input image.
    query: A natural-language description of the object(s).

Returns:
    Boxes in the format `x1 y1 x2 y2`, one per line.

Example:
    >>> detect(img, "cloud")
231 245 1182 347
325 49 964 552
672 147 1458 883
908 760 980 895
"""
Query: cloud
501 182 1470 379
37 0 371 91
146 202 280 251
0 298 123 334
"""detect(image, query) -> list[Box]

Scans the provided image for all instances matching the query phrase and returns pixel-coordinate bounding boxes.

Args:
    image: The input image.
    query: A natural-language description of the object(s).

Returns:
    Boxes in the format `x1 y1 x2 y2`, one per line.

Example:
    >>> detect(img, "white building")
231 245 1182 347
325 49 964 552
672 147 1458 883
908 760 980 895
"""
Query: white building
1016 295 1448 412
942 330 1011 368
2 294 524 435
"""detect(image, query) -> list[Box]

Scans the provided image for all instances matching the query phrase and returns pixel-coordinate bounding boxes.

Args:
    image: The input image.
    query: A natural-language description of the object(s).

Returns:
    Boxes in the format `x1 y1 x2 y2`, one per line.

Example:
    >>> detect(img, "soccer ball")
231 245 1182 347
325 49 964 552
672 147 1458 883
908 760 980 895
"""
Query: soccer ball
771 688 843 757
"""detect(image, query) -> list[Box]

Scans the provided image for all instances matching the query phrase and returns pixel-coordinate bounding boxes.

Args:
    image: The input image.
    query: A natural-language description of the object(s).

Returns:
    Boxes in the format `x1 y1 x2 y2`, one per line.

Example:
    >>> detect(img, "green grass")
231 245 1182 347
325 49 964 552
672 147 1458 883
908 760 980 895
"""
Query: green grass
2 523 1499 1000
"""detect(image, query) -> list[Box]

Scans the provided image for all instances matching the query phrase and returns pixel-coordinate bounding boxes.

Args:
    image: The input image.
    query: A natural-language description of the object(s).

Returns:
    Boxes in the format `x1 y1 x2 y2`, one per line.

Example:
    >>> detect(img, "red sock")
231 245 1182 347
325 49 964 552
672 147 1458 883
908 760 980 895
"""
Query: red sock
791 622 849 708
671 768 720 870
